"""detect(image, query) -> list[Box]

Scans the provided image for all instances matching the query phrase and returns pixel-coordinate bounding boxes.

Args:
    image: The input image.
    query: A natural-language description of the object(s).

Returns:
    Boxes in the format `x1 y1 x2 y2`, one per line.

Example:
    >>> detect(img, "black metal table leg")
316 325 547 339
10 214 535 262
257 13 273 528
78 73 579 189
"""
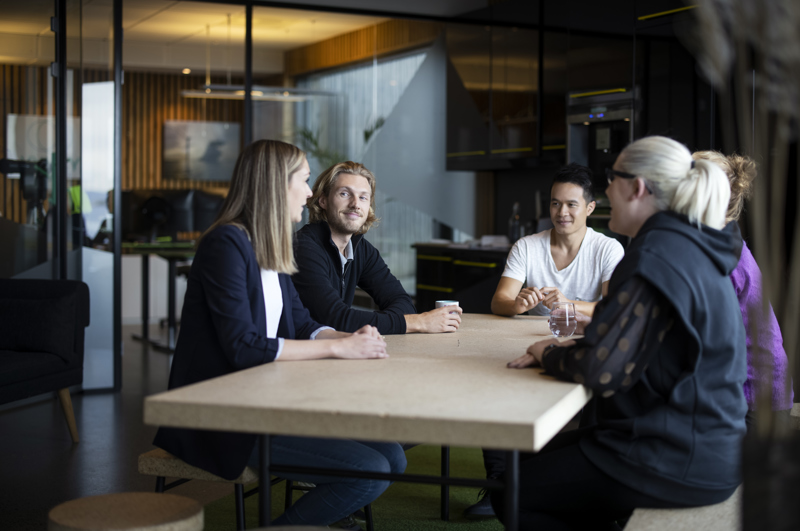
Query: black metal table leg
166 257 177 350
137 255 178 353
441 446 450 521
504 450 519 531
132 254 149 341
259 434 272 527
235 484 245 530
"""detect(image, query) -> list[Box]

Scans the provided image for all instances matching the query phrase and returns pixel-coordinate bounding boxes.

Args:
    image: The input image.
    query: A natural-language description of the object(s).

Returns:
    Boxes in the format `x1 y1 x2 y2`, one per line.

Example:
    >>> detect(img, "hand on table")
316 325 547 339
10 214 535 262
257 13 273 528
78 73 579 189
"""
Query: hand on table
406 306 462 333
507 338 575 369
571 311 592 336
353 324 383 339
332 327 387 359
514 287 545 314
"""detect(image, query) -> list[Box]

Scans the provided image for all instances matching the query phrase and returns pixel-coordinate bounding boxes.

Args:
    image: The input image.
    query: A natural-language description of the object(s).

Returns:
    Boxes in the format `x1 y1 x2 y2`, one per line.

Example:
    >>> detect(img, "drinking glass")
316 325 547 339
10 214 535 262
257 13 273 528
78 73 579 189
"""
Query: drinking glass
549 302 577 337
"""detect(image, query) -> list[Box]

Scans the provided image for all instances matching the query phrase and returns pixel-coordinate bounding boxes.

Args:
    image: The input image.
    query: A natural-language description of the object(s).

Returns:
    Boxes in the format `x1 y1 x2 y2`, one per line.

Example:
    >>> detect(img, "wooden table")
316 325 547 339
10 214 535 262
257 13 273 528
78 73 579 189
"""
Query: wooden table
144 314 592 529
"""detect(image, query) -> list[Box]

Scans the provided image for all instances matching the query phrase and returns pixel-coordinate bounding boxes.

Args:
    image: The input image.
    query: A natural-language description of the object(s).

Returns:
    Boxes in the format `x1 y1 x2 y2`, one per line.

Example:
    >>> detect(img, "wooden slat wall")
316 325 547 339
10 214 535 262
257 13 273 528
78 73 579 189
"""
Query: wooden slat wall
284 19 443 77
2 65 248 215
122 71 245 191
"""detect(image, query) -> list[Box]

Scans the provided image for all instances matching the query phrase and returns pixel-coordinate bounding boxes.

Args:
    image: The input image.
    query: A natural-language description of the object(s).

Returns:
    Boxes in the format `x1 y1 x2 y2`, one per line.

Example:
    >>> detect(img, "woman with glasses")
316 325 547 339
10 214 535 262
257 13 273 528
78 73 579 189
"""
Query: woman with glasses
153 140 405 529
496 136 747 529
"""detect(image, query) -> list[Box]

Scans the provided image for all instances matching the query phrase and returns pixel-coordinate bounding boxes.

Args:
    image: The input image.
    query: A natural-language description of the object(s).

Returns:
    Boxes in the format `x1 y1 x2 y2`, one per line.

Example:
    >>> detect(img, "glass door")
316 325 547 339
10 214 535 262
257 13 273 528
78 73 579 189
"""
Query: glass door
0 0 57 280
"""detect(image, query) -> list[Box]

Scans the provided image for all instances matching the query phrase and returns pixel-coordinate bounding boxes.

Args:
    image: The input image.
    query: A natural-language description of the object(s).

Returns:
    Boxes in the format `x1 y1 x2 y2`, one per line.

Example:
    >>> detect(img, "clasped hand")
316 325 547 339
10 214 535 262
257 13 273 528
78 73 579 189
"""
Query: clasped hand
335 325 388 359
514 286 569 313
508 338 576 369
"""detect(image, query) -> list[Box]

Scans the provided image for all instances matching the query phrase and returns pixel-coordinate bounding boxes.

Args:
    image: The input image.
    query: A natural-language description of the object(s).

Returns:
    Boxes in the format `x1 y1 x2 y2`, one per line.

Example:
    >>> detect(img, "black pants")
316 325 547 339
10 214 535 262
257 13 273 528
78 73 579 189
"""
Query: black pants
482 411 584 480
489 428 686 530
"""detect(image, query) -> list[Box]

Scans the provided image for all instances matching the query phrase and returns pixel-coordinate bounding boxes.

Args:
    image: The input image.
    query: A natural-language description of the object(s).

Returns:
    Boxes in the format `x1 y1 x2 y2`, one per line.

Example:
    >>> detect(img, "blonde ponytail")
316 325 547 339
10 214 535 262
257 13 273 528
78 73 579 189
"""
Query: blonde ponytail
671 158 730 229
618 136 730 229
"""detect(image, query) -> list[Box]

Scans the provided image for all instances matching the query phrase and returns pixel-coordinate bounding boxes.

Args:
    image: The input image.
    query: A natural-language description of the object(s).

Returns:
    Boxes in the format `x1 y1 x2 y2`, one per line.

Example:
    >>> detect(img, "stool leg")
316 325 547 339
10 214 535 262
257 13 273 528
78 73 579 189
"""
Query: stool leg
155 477 165 493
235 484 246 530
365 504 374 531
284 479 293 510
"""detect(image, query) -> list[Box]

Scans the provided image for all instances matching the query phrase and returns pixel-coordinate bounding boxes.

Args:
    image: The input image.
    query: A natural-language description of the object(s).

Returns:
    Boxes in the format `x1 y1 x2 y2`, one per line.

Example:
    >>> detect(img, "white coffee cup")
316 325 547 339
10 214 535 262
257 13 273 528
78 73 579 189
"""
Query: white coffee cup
435 300 459 314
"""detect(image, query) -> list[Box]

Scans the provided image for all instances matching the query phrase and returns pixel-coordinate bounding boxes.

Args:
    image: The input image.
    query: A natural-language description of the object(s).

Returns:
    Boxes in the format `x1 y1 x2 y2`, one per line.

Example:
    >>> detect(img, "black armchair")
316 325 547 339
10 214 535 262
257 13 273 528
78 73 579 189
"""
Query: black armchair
0 279 90 442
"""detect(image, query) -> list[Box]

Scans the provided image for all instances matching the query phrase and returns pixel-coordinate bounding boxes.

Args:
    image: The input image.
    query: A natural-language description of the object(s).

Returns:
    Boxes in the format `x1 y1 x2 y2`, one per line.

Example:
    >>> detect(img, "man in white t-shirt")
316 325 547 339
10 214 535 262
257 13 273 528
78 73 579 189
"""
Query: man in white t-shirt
464 164 625 520
491 163 624 318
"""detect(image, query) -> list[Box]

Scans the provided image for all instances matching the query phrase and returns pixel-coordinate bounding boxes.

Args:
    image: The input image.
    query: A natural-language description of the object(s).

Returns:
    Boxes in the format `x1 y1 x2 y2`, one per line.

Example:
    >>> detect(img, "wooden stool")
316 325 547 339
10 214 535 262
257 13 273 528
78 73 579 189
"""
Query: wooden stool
48 492 202 531
139 448 375 531
139 448 264 530
624 486 741 530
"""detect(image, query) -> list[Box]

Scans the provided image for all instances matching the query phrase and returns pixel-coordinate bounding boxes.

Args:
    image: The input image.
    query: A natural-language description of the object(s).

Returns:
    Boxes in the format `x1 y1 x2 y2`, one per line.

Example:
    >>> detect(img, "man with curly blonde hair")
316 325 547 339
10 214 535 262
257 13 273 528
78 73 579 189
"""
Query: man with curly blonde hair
293 161 462 335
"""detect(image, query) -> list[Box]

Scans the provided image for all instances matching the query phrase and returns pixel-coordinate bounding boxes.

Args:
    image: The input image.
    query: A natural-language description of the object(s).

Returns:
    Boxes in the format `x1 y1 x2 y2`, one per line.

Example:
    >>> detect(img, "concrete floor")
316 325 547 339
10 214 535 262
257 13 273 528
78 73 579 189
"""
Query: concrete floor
0 324 232 530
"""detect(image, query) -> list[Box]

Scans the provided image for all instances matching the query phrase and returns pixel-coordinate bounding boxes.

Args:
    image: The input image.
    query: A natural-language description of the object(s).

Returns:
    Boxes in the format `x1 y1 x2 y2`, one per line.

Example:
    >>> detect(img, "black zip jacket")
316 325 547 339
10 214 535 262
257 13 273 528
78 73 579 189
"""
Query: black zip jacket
293 221 416 334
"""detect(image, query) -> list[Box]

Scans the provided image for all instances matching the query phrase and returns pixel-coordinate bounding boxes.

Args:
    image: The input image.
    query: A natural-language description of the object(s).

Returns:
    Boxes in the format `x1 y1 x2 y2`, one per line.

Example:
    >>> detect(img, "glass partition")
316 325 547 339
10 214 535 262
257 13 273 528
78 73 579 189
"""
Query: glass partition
249 8 478 296
77 0 117 389
0 0 56 280
119 0 244 353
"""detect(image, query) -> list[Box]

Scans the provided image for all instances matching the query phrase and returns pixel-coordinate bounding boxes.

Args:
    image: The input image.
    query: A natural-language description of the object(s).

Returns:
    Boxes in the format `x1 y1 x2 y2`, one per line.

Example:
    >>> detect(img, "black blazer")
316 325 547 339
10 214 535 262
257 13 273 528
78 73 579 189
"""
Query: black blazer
153 224 324 480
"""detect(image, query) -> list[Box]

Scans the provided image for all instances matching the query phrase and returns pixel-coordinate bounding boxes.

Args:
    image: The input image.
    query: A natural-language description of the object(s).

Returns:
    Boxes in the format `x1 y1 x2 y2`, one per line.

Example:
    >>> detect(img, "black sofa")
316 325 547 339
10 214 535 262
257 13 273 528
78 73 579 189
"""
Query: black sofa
0 279 90 442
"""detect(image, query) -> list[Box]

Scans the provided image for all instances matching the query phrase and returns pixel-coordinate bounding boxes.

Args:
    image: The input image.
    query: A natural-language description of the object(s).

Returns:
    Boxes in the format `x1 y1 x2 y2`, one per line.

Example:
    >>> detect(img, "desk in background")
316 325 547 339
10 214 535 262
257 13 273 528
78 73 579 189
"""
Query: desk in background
144 313 592 529
122 241 195 352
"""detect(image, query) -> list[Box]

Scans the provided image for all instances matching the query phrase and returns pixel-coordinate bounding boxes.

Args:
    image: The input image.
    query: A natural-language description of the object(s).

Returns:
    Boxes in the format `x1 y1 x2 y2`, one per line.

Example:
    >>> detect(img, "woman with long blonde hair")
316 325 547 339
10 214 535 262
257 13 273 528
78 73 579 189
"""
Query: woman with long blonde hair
153 140 405 528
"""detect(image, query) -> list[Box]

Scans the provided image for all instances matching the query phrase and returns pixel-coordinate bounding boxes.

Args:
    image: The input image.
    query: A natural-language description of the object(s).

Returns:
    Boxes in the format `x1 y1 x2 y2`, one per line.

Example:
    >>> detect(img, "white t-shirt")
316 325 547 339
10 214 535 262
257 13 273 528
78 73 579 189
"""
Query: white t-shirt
501 227 624 316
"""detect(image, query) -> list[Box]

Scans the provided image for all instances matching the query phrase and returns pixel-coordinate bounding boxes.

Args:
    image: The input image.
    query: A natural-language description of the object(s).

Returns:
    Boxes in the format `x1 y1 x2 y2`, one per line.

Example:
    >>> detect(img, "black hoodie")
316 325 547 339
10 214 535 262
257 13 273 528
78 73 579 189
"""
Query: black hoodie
543 211 747 505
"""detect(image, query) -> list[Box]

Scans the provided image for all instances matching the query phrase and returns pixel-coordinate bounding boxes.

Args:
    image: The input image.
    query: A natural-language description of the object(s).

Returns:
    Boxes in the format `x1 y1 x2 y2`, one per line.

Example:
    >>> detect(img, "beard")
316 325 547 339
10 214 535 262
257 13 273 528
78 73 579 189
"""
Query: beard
327 209 366 235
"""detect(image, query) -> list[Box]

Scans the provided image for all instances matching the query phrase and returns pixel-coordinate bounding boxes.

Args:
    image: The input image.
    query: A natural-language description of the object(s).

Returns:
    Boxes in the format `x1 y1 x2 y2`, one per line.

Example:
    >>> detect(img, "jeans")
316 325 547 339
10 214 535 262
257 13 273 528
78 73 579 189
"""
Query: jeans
248 436 406 526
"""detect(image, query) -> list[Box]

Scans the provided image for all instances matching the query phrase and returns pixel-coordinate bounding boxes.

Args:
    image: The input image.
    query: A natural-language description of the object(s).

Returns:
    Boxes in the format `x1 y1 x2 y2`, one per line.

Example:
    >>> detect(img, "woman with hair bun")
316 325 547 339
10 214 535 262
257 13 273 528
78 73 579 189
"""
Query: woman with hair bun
496 136 747 529
693 150 793 424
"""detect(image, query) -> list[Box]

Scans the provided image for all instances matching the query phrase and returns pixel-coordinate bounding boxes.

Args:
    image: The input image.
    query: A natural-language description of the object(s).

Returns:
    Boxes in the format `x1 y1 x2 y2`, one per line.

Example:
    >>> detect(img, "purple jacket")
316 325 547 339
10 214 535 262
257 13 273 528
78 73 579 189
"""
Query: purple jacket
731 240 794 410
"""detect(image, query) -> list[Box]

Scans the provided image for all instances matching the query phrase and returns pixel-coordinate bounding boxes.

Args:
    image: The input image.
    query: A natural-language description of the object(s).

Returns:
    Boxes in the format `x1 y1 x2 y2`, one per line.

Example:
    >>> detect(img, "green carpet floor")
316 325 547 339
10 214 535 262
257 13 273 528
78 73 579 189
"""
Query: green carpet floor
203 445 504 530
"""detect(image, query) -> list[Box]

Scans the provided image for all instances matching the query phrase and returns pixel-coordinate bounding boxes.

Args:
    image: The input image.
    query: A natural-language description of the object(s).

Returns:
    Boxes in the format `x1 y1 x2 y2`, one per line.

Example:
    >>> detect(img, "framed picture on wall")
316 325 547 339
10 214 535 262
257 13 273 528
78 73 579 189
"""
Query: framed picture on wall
163 120 240 181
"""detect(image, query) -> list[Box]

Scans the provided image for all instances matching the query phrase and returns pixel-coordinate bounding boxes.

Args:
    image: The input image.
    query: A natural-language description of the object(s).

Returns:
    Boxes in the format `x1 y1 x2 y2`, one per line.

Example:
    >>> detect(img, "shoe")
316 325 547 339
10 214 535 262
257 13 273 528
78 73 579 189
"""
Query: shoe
330 514 364 530
352 509 366 519
463 489 496 519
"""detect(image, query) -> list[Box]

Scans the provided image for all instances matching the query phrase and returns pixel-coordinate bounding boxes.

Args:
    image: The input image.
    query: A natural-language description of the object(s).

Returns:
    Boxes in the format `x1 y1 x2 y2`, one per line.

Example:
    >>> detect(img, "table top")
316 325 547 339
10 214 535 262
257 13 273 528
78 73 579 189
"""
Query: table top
143 314 591 452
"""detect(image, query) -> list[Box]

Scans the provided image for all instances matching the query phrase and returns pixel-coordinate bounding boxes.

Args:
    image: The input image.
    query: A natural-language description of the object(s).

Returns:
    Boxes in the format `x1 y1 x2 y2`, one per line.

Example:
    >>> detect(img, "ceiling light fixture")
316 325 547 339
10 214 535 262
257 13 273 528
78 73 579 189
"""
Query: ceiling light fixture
182 68 191 74
181 84 335 103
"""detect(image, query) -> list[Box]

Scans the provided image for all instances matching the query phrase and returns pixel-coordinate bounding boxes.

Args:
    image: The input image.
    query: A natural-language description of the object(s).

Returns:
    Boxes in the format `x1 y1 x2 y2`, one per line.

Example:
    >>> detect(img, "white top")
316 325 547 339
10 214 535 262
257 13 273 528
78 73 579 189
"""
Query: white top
501 227 625 316
261 269 334 360
260 269 285 358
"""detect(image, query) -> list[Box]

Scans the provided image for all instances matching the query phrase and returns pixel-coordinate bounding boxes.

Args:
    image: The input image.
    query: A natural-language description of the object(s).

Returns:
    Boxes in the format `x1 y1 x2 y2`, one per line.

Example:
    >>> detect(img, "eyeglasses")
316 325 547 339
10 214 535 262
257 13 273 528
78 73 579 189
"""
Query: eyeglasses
605 168 653 195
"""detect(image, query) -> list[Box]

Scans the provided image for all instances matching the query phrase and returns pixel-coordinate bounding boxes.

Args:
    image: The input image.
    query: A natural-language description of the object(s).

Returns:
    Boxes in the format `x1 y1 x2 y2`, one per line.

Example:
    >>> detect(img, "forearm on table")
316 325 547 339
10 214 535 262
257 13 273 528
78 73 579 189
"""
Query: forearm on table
543 278 672 392
491 295 521 316
277 338 341 360
404 313 424 333
573 300 597 317
314 329 349 340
